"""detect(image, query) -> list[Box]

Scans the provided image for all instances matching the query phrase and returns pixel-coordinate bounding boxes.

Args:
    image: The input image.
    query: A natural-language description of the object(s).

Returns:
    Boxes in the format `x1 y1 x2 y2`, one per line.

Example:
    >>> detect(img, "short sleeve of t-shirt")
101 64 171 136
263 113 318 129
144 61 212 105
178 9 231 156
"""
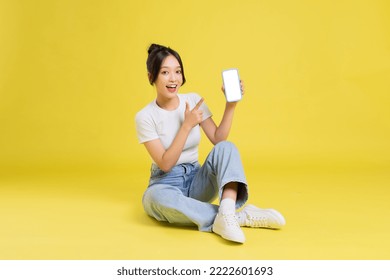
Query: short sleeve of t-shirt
135 103 160 144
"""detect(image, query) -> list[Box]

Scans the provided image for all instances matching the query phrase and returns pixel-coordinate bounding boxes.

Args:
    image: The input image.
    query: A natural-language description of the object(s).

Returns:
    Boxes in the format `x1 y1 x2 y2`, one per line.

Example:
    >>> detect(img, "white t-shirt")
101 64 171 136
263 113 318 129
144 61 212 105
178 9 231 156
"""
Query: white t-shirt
135 93 212 165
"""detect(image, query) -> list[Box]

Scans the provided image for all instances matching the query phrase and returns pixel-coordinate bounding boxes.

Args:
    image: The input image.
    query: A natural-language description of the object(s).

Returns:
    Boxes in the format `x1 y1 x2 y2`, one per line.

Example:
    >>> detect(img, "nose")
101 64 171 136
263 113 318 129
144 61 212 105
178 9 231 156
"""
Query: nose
169 72 177 82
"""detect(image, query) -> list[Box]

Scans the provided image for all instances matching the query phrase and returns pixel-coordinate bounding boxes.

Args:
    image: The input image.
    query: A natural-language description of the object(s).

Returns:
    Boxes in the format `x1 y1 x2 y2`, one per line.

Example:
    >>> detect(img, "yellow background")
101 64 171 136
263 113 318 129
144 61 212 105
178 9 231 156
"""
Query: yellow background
1 0 389 259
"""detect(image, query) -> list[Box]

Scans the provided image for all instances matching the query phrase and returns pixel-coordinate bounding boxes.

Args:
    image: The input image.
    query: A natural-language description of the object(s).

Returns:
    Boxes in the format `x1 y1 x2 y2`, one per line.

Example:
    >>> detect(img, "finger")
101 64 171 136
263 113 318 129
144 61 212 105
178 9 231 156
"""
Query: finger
194 98 204 110
240 80 245 94
185 101 190 112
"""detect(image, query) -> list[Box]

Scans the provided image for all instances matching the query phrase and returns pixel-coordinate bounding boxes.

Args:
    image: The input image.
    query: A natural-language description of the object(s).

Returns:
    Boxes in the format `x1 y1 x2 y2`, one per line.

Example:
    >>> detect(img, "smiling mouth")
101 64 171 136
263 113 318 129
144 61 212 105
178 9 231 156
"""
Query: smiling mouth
166 85 178 93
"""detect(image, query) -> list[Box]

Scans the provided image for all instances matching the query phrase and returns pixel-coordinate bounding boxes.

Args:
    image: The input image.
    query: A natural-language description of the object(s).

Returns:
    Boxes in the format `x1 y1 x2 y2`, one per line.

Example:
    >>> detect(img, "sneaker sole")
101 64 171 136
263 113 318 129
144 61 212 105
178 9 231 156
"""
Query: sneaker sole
213 225 245 243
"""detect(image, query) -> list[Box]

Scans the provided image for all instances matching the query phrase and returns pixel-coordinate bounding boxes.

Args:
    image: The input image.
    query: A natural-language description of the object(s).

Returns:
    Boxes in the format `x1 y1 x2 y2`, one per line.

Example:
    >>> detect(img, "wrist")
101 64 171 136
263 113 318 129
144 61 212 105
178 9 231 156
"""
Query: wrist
181 122 193 132
225 102 238 109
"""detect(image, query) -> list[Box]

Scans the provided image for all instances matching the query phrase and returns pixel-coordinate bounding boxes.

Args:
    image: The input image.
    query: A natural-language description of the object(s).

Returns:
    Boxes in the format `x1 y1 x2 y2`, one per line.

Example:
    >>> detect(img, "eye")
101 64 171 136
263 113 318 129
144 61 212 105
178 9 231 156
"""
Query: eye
176 69 182 74
160 70 169 75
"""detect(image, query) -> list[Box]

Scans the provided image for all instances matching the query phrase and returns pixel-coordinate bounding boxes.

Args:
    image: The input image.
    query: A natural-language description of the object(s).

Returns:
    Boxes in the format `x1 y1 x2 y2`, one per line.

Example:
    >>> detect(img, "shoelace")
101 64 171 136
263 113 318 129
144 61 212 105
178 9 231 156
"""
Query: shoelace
222 213 240 227
246 215 269 228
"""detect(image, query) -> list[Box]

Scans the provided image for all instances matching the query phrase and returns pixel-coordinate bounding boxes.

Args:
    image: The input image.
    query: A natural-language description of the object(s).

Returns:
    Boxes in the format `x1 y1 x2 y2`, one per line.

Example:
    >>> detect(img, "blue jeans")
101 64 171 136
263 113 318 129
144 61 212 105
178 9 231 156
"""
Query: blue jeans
142 141 249 232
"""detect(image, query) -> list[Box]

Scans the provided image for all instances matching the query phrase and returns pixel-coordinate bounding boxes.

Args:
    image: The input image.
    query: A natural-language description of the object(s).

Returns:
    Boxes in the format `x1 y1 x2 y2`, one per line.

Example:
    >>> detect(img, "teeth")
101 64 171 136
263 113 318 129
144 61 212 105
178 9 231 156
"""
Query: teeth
167 85 177 88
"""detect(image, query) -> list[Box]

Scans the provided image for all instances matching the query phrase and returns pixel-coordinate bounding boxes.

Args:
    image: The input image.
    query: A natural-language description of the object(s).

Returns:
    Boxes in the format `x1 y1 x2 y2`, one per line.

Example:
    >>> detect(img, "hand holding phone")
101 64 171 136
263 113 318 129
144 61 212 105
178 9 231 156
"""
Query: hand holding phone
222 68 242 102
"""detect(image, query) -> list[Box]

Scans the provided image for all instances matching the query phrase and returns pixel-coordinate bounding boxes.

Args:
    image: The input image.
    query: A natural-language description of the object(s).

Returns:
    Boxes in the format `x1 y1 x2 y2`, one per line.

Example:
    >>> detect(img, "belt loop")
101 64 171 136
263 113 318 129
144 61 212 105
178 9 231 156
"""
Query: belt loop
182 164 187 174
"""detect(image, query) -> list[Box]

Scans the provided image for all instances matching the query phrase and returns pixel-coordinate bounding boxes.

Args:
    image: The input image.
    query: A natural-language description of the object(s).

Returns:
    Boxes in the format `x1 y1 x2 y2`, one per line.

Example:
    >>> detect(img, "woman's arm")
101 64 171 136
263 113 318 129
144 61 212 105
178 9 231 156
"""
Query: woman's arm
143 99 204 172
201 81 244 145
201 102 237 145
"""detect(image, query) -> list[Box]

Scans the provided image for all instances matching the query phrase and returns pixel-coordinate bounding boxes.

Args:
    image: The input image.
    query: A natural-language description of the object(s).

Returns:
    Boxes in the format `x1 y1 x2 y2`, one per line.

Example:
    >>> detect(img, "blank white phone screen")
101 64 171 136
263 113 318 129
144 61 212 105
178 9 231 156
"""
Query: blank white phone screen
222 69 242 102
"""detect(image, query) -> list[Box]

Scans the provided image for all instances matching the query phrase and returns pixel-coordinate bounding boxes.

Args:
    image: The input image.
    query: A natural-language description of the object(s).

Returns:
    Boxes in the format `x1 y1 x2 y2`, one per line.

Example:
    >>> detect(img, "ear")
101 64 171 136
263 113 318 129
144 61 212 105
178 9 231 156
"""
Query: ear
147 72 153 85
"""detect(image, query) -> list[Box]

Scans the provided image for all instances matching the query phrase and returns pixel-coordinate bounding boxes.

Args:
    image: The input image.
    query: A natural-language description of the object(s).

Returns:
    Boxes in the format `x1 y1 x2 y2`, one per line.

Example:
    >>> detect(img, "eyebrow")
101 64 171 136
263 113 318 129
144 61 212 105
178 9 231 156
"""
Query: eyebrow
160 66 181 69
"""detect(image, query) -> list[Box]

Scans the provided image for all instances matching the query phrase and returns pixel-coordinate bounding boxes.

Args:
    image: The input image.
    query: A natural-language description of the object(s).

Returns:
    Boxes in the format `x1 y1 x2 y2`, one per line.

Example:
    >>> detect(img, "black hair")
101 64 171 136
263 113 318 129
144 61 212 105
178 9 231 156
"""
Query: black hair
146 43 186 85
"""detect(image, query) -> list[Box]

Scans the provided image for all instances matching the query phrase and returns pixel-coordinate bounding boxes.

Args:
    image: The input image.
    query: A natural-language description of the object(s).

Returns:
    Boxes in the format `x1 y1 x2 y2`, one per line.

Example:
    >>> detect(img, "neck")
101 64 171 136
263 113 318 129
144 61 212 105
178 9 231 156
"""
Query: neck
156 95 179 111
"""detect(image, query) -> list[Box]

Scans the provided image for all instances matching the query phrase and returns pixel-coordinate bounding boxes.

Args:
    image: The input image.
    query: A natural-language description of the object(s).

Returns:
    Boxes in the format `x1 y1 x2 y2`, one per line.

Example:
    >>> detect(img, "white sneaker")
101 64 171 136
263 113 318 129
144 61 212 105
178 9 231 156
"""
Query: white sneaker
239 205 286 229
212 212 245 243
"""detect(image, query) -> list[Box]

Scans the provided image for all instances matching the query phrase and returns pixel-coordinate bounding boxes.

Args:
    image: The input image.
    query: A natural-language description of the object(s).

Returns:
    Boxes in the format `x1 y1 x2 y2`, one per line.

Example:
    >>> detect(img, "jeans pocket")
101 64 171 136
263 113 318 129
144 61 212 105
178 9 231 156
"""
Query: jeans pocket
149 165 167 182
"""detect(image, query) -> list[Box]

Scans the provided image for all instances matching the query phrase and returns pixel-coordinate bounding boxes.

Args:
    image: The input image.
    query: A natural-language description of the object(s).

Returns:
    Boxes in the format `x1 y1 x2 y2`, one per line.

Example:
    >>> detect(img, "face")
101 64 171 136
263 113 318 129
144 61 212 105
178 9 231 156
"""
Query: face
154 55 183 99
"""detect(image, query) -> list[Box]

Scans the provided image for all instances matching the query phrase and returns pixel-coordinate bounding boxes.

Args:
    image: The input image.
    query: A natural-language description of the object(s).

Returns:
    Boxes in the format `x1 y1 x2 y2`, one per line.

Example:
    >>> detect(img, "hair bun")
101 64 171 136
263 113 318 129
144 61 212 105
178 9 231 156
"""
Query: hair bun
148 43 166 55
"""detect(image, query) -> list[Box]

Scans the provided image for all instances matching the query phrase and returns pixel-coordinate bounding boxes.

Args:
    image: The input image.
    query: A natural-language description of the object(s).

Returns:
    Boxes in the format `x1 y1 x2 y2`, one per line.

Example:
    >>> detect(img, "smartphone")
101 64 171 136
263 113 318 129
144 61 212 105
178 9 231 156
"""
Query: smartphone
222 68 242 102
